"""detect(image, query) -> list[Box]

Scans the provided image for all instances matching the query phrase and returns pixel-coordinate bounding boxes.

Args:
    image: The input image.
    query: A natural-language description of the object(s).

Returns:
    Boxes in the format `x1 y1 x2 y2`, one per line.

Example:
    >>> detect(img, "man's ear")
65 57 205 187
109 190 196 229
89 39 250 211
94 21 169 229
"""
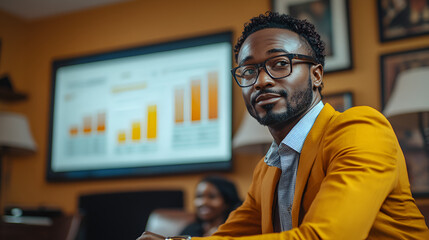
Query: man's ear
311 64 323 90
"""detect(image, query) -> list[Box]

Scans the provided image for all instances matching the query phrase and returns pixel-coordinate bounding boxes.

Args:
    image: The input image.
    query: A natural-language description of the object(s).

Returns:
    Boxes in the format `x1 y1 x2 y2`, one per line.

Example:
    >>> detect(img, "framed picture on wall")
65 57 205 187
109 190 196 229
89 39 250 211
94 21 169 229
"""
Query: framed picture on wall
272 0 353 73
377 0 429 42
323 92 353 112
380 47 429 109
380 47 429 197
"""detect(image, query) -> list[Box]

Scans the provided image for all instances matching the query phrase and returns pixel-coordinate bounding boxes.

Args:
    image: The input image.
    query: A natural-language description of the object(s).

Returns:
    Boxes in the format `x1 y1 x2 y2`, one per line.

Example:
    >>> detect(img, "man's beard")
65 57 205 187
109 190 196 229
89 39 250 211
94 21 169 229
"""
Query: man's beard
246 78 313 126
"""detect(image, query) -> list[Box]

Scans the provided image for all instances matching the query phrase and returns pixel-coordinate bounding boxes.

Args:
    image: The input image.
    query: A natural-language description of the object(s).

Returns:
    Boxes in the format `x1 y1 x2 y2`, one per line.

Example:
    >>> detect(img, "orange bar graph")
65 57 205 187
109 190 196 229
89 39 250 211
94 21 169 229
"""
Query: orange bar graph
147 105 157 139
191 79 201 121
175 88 184 123
208 72 218 120
83 116 92 134
131 121 141 141
117 131 126 143
97 112 106 133
69 126 78 136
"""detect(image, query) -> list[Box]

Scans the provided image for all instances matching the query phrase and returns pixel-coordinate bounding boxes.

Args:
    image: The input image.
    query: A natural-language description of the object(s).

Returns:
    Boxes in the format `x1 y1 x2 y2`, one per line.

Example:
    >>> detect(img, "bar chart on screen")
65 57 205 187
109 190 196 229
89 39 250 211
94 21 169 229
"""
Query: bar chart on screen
114 104 158 154
49 35 232 177
65 112 107 157
173 71 220 149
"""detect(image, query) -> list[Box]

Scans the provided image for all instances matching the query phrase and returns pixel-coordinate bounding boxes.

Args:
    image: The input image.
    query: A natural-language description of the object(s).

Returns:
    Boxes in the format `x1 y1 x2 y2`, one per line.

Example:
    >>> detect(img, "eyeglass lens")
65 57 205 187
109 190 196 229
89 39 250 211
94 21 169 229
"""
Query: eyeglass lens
234 55 292 86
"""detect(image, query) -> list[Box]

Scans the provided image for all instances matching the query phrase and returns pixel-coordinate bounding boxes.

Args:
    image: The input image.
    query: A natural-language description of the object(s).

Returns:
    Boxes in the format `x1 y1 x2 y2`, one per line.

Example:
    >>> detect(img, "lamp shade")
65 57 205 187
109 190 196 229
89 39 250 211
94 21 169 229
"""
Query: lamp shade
233 112 272 154
0 112 37 154
383 67 429 129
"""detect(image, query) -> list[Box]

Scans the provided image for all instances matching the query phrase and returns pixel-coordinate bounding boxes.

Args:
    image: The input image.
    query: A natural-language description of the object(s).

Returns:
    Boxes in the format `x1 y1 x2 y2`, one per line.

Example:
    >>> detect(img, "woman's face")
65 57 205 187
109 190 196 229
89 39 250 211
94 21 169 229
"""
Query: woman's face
194 181 228 222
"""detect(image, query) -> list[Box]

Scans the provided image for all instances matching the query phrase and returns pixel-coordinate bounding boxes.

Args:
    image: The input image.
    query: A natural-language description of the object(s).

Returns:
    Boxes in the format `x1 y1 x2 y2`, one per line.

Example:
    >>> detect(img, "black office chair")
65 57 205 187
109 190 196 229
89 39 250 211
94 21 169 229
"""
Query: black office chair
76 190 184 240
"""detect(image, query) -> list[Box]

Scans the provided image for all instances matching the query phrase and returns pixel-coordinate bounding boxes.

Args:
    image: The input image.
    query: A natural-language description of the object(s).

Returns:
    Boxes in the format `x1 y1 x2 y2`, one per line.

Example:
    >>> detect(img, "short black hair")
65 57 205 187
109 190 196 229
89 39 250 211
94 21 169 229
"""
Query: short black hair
234 11 325 68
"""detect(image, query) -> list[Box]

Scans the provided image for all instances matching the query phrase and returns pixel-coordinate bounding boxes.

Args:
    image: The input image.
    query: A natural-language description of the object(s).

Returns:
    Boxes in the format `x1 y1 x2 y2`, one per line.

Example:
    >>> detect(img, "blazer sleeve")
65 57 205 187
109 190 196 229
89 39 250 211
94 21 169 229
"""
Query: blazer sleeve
193 107 404 240
287 106 400 239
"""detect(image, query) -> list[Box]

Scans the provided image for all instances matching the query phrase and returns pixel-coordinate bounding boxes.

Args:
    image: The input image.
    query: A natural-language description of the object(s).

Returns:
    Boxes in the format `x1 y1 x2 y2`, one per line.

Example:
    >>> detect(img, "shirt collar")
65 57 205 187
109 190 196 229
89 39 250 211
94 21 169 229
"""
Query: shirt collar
264 101 324 165
282 101 324 153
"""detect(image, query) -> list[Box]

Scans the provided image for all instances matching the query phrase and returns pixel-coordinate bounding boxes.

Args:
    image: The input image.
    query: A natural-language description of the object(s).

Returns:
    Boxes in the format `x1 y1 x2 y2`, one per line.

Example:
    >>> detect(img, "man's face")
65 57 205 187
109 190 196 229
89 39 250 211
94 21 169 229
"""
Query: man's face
238 28 320 127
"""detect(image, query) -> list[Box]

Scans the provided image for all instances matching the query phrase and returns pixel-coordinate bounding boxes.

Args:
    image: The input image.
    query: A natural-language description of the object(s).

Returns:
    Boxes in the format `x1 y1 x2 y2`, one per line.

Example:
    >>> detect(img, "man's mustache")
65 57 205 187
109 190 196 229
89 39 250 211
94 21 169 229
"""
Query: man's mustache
251 89 288 106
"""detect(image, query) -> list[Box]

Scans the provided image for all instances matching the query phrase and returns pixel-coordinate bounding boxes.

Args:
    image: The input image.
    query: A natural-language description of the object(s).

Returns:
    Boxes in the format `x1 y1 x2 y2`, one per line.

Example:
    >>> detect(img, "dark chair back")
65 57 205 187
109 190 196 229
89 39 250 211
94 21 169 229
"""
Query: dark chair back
76 190 184 240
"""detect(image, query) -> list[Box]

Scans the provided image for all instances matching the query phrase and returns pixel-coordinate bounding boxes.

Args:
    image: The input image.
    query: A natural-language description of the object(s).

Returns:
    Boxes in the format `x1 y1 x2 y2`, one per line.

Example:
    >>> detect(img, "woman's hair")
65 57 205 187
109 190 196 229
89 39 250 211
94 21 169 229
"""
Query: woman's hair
199 175 242 220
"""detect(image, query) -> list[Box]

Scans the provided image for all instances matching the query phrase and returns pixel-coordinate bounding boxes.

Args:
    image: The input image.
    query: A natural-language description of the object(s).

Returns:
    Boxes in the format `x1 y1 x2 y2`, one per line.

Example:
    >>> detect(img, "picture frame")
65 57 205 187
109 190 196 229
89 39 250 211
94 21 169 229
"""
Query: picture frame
323 92 353 112
272 0 353 73
380 47 429 109
377 0 429 42
380 47 429 197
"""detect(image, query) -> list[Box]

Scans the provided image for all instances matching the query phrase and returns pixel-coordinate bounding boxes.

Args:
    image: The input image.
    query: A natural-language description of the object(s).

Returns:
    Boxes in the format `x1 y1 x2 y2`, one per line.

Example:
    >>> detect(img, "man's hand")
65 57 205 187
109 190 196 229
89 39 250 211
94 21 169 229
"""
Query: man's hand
136 231 165 240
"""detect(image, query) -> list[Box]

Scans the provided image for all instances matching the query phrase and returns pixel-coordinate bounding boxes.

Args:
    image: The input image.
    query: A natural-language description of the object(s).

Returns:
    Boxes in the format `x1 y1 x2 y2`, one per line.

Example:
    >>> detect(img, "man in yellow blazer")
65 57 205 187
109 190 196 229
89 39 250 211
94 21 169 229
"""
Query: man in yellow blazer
138 12 429 240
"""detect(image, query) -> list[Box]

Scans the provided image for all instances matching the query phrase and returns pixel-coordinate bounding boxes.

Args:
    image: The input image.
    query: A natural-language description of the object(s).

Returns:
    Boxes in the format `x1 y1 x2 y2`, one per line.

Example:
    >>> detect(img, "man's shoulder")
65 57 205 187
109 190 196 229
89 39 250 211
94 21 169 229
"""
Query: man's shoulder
323 104 387 125
311 104 394 143
341 105 383 116
320 104 396 144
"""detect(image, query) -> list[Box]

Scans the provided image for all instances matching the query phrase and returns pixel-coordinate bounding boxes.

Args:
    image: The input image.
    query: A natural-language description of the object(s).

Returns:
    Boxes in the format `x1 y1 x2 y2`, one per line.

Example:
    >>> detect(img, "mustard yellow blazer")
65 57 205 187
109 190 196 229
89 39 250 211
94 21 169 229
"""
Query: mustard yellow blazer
194 104 429 240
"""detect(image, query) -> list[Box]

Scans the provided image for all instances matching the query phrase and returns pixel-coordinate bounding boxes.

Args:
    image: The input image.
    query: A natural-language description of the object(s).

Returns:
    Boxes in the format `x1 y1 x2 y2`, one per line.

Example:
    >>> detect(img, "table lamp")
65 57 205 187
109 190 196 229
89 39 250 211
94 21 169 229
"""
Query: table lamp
383 67 429 155
0 112 37 213
232 112 272 154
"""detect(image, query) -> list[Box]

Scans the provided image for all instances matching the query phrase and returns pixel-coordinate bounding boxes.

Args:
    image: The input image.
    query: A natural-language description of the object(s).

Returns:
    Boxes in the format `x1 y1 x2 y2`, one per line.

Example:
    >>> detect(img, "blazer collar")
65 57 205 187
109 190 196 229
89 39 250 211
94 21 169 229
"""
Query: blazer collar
261 165 281 233
291 104 336 227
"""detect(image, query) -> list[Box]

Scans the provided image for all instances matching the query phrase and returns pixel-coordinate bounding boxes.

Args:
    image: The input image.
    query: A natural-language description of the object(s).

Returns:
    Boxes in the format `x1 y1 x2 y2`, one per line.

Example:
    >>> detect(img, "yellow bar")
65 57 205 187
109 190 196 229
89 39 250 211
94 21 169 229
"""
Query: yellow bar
208 72 218 120
131 121 141 141
83 116 92 134
97 112 106 132
117 131 126 143
69 126 78 136
147 105 157 139
191 79 201 121
175 88 184 123
111 82 147 93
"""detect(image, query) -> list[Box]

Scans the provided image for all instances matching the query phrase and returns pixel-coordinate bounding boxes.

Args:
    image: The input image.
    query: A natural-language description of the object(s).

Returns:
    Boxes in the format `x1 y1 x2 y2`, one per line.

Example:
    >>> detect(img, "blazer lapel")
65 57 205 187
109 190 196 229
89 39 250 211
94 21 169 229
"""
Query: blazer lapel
291 104 336 227
261 165 281 233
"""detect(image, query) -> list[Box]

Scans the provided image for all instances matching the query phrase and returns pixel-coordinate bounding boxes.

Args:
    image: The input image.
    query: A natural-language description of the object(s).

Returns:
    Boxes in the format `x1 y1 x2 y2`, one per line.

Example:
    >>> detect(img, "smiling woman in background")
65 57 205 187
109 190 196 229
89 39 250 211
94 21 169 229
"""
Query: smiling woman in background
180 176 242 237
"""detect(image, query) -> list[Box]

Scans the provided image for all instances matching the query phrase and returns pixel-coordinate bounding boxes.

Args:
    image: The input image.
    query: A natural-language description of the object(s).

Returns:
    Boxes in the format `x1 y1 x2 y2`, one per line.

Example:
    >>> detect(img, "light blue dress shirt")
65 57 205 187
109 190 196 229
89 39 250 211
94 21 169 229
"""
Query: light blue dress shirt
264 101 324 231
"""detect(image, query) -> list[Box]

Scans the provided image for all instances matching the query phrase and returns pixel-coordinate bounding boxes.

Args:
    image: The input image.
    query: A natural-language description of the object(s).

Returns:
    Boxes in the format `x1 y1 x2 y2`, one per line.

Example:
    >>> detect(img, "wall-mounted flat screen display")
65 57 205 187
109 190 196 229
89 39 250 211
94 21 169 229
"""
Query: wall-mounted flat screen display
47 32 233 181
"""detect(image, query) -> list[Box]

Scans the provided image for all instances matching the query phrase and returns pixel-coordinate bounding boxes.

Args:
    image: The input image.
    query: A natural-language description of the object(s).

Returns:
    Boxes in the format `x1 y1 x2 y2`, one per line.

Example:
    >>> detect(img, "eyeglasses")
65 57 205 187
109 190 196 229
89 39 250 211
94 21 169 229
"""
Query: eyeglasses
231 54 318 87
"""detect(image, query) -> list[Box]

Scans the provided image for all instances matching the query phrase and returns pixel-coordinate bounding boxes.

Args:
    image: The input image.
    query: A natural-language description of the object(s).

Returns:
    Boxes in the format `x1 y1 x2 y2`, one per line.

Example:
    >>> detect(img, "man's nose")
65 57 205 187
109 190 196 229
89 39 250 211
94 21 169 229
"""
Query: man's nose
253 68 275 90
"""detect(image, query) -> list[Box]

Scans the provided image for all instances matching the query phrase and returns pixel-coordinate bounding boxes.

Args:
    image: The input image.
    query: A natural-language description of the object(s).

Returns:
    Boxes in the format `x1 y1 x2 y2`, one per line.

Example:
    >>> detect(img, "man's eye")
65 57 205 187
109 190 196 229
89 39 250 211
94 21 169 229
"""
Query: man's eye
274 60 289 67
241 68 256 76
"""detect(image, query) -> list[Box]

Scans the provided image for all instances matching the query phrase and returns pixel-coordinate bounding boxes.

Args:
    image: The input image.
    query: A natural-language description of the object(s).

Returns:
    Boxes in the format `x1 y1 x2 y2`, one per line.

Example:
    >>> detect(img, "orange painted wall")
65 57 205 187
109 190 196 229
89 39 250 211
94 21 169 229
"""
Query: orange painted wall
1 0 429 215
